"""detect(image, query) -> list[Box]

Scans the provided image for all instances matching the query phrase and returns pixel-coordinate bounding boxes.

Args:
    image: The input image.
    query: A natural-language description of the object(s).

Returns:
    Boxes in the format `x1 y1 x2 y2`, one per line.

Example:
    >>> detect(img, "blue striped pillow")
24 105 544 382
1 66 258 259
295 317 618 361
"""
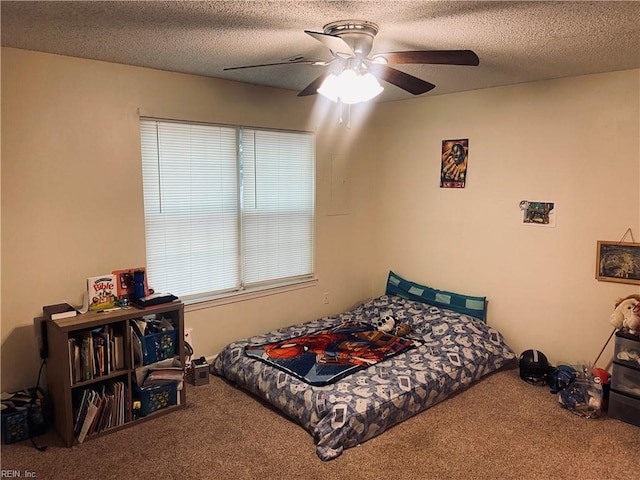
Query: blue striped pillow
385 271 487 321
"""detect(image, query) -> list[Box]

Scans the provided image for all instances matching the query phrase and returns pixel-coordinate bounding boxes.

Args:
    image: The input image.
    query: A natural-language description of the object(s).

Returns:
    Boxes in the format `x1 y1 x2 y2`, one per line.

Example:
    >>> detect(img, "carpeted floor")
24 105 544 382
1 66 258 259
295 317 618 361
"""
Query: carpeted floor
1 365 638 480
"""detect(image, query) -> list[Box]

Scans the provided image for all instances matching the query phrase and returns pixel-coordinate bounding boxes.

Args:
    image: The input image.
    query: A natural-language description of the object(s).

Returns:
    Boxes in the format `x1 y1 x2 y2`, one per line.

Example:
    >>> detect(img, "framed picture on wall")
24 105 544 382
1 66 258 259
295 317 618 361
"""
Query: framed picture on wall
440 139 468 188
519 201 556 227
595 241 640 285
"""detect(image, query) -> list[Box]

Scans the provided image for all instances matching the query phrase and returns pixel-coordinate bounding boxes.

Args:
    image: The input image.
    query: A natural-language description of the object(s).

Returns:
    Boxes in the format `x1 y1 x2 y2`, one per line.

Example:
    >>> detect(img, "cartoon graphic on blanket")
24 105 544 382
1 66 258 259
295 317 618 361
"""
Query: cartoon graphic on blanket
245 322 417 385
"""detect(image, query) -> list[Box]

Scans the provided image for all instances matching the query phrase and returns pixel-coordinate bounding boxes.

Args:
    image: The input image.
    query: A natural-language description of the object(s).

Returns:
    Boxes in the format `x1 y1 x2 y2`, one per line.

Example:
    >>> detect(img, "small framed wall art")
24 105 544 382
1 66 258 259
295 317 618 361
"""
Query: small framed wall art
595 241 640 285
519 201 556 227
440 139 468 188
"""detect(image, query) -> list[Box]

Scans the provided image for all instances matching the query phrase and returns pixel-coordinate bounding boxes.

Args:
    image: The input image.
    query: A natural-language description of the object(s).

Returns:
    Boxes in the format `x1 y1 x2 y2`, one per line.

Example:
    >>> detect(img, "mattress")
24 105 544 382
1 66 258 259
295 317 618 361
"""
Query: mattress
212 294 516 460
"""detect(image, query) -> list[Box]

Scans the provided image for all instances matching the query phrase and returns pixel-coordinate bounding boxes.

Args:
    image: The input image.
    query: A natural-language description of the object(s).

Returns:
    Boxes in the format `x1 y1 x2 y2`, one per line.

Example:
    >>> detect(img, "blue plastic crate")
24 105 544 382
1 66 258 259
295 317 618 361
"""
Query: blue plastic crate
1 410 29 444
142 329 177 365
137 381 178 417
1 389 48 444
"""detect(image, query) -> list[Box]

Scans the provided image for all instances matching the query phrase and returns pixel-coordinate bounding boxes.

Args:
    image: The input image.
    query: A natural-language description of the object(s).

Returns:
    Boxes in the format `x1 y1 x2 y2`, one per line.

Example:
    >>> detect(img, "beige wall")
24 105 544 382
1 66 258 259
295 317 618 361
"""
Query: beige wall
1 48 377 391
2 47 639 391
369 69 640 366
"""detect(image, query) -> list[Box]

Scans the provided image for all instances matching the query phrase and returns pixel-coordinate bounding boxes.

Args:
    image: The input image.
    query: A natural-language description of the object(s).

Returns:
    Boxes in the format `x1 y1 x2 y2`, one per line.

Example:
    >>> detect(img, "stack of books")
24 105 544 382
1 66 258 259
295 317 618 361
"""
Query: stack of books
73 380 126 443
68 326 126 384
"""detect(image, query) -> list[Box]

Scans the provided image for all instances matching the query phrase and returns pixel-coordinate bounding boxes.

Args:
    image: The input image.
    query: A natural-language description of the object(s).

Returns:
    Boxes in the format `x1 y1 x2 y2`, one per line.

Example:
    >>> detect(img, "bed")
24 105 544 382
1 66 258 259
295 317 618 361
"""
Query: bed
212 273 516 461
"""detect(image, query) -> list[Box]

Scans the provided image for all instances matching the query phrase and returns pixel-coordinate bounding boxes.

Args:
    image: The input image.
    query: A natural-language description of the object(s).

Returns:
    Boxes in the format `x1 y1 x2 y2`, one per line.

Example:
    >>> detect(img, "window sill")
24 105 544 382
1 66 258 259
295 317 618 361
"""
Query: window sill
183 277 319 313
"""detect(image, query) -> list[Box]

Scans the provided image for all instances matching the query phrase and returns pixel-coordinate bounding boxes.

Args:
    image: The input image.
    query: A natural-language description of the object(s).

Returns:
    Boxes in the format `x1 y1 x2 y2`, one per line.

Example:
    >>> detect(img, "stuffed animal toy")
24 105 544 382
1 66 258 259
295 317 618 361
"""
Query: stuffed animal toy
375 309 396 333
375 309 413 336
394 322 413 337
610 294 640 336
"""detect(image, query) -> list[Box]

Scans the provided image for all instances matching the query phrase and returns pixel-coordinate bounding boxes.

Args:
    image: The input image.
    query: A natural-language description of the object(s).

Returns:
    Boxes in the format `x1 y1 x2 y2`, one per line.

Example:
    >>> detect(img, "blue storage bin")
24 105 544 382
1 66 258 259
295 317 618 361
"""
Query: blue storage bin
1 410 30 444
1 388 48 444
142 329 177 365
137 381 178 417
608 390 640 427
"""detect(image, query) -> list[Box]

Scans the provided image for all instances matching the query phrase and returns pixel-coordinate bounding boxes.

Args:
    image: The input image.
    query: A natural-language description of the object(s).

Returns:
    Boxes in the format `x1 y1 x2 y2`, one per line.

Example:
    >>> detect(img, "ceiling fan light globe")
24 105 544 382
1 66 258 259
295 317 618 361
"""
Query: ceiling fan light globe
317 73 340 102
341 71 383 104
337 68 358 91
317 69 383 104
361 72 384 99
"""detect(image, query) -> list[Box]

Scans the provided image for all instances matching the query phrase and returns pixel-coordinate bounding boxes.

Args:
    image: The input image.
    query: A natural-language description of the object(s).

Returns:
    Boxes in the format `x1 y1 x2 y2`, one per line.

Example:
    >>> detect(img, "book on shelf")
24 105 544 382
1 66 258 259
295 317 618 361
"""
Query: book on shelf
77 391 99 443
73 341 81 384
109 380 126 427
71 326 124 384
74 380 127 443
87 274 118 311
43 303 77 320
68 338 77 384
92 333 107 377
113 335 125 370
78 332 94 382
134 357 183 388
93 387 109 434
142 367 184 388
73 390 91 435
94 325 115 376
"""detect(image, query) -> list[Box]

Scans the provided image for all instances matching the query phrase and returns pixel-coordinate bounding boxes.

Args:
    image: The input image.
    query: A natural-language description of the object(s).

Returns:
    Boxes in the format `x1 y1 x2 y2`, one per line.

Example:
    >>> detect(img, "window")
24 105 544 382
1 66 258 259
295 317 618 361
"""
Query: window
140 119 315 301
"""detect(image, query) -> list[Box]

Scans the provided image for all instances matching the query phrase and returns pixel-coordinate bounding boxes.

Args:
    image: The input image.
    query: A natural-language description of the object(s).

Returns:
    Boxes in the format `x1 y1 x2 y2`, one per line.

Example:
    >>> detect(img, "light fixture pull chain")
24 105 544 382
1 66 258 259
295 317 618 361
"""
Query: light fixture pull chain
338 99 343 124
347 104 352 129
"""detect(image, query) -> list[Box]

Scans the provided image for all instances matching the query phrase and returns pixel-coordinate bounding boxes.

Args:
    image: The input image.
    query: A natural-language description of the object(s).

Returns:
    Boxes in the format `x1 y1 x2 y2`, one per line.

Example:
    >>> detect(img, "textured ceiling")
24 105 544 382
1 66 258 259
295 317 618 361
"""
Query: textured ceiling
1 1 639 102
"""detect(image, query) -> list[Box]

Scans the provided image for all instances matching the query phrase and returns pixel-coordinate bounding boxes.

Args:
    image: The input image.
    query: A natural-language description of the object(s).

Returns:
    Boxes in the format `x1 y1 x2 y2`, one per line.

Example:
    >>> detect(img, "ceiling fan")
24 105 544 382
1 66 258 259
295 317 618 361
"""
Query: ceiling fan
224 20 480 100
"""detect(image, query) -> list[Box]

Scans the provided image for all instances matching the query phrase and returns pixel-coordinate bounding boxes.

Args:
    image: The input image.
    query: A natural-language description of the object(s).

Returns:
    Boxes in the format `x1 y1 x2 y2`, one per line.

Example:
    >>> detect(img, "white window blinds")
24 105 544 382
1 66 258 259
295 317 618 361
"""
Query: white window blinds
140 119 315 299
241 129 315 287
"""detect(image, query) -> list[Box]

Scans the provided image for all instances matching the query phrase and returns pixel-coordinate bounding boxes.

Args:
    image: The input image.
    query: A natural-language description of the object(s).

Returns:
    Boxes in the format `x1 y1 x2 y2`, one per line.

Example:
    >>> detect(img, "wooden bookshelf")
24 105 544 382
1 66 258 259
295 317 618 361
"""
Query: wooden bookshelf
45 301 185 447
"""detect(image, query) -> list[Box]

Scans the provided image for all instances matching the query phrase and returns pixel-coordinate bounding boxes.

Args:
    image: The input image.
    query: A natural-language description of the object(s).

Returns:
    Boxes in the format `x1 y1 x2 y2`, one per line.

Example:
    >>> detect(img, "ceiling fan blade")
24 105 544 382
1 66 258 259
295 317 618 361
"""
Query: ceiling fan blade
297 71 332 97
224 59 328 71
305 30 355 58
371 65 436 95
373 50 480 66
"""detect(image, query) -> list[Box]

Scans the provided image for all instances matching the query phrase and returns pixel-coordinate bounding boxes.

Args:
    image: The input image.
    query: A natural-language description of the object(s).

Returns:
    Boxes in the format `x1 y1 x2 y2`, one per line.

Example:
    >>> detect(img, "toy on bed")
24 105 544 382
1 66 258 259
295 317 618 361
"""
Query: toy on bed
375 309 413 336
610 294 640 336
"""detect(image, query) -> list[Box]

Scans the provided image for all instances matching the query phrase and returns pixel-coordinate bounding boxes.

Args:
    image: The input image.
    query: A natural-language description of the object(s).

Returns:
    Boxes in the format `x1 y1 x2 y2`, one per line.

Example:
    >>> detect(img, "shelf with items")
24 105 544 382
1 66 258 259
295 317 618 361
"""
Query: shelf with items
67 321 129 386
45 301 185 446
72 379 129 443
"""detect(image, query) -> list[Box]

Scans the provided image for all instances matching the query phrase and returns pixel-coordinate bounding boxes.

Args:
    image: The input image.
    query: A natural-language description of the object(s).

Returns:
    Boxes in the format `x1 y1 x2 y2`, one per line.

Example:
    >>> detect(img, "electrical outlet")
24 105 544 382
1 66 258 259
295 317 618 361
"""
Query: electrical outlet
323 292 330 304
